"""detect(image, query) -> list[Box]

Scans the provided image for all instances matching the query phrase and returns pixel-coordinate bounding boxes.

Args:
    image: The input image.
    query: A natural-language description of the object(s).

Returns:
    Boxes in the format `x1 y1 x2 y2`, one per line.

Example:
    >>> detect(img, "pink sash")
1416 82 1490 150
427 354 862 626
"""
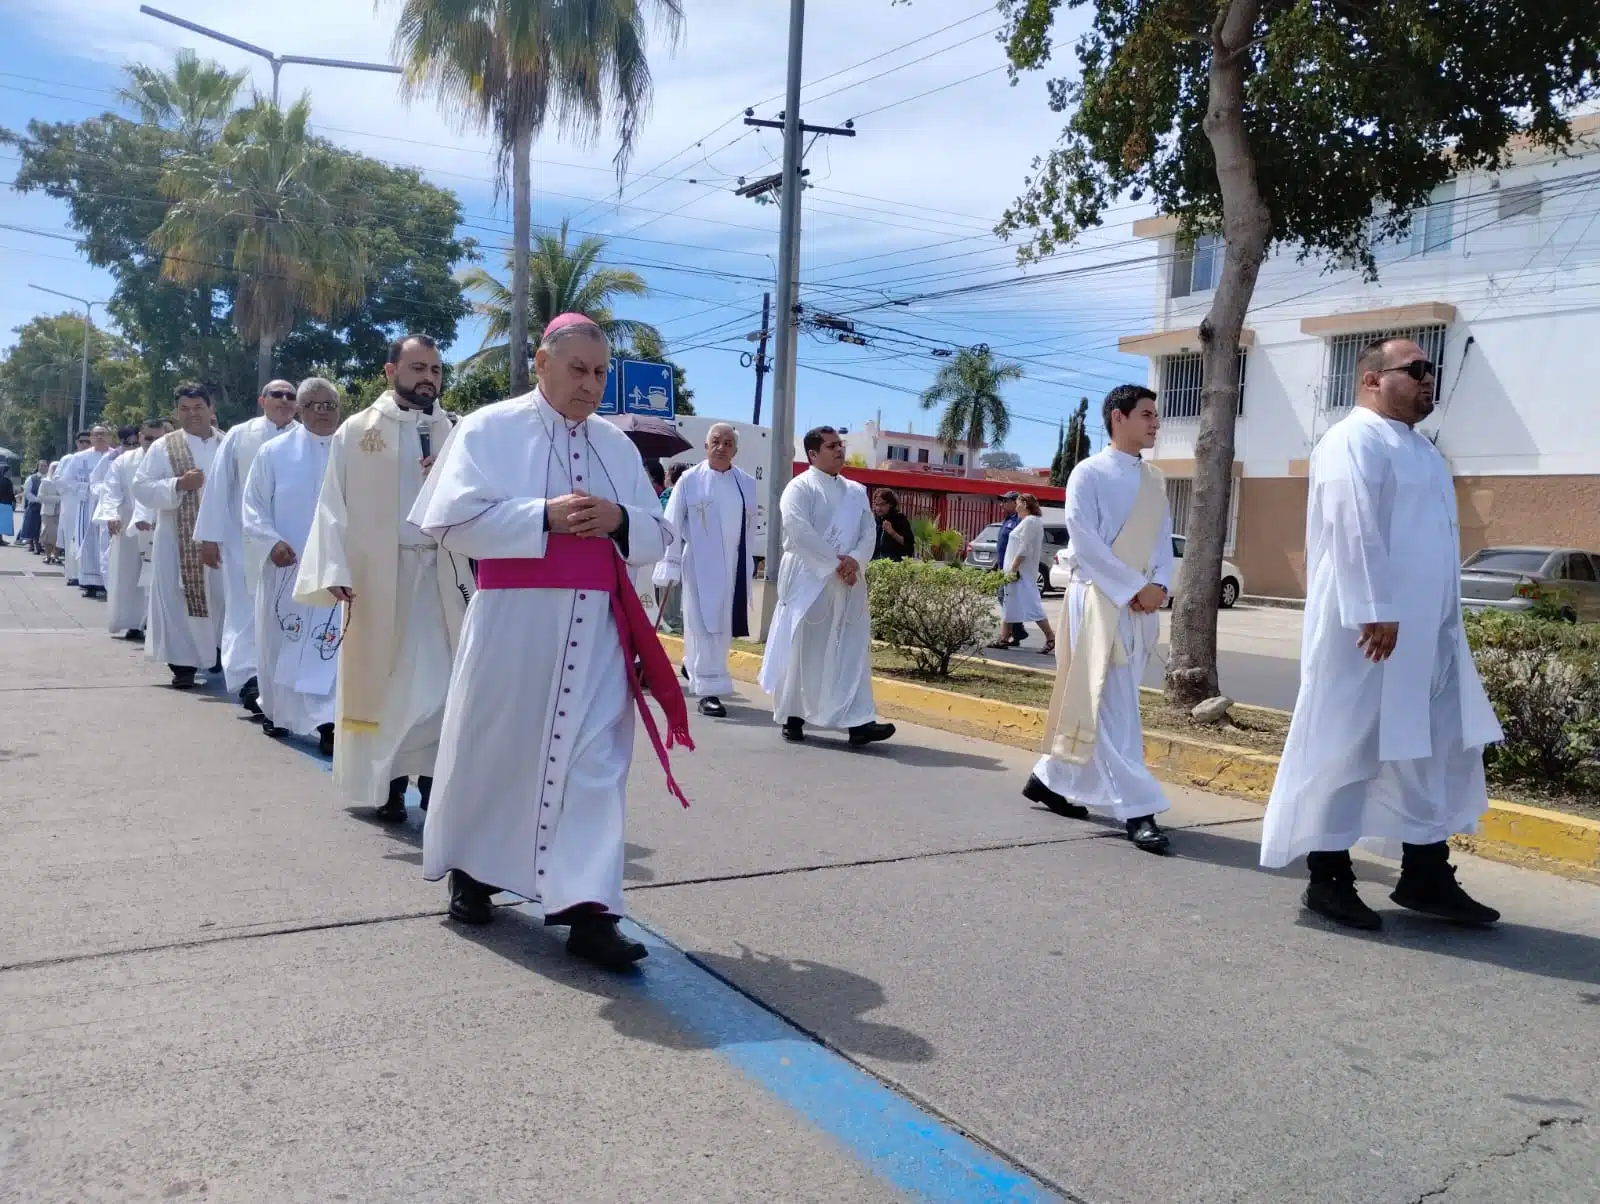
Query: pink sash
477 533 693 807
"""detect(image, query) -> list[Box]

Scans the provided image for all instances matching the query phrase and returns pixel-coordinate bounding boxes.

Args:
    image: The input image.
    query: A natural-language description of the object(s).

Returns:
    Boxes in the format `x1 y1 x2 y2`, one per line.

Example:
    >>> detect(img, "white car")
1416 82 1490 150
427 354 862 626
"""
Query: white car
1049 534 1244 608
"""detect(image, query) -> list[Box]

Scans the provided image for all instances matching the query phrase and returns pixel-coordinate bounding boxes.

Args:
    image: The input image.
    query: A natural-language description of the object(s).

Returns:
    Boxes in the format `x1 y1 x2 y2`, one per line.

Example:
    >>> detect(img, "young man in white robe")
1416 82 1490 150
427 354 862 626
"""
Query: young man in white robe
133 384 226 689
295 334 468 824
653 423 758 718
194 379 299 719
93 423 158 641
55 430 95 589
1027 385 1176 854
1262 337 1502 931
244 378 342 756
412 313 688 972
759 426 895 748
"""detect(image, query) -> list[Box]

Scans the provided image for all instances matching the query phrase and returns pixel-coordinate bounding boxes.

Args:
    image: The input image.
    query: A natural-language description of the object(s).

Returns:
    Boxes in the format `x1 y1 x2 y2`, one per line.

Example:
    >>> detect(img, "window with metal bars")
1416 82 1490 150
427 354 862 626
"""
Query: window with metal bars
1165 476 1240 555
1157 350 1248 421
1321 325 1448 411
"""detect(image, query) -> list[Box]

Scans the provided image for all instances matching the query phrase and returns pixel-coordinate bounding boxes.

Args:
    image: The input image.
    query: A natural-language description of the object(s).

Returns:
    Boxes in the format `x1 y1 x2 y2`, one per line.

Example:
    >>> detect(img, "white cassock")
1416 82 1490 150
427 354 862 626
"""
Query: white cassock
1260 407 1502 867
87 452 121 582
92 447 148 634
1033 448 1174 821
54 451 80 577
758 467 880 730
133 431 225 670
411 391 670 916
653 460 757 697
242 425 338 736
1001 512 1048 623
61 449 112 585
194 415 294 692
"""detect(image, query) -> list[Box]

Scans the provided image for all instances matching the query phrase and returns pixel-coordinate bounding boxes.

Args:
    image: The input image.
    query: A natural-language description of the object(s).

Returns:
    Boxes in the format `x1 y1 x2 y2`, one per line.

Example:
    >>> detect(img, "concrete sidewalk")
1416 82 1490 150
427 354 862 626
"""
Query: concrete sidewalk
1 568 1595 1203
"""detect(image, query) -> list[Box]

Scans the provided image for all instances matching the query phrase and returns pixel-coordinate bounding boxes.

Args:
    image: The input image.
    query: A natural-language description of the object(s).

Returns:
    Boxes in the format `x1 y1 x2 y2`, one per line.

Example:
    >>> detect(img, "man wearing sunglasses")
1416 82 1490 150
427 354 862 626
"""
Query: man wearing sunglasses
194 379 300 720
1262 336 1502 931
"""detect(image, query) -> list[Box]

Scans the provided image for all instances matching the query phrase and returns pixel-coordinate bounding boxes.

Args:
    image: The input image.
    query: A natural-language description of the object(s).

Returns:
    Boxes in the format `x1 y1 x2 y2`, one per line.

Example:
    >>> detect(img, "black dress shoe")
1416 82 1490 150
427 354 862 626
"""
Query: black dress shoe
124 629 145 642
375 781 408 824
566 915 648 971
848 721 895 746
1126 816 1171 855
418 776 433 813
1391 865 1500 926
698 696 727 718
261 721 287 738
1022 774 1089 820
782 717 805 743
447 870 495 925
66 578 79 587
1304 879 1383 931
169 666 197 690
239 676 262 716
679 664 689 682
317 723 335 757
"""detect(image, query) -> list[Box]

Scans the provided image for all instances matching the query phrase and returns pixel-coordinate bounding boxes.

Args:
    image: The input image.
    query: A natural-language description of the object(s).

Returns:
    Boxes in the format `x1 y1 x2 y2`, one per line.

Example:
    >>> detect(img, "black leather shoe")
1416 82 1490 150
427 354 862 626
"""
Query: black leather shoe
66 578 79 587
782 717 805 743
261 721 287 739
848 721 895 747
317 723 335 757
169 666 197 690
1022 774 1089 820
375 781 408 824
698 696 727 718
1392 865 1500 926
417 776 433 813
567 915 648 971
1126 816 1171 855
239 676 262 716
124 629 145 642
447 870 495 925
1303 879 1382 931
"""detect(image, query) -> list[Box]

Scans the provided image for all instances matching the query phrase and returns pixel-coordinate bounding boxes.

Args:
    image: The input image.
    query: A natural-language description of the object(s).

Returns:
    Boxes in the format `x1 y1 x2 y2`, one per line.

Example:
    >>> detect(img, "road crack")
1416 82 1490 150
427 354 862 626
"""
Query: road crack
1412 1116 1586 1202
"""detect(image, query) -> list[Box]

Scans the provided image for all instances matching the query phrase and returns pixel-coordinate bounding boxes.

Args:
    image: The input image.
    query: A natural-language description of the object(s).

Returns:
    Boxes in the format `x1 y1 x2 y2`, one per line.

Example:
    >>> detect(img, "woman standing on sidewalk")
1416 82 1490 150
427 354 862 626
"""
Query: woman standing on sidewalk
999 494 1055 654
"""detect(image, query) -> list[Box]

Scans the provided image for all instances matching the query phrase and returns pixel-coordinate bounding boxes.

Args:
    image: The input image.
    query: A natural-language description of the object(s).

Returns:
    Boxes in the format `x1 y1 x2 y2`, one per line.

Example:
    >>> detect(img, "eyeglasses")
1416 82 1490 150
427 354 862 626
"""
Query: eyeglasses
1380 359 1435 381
265 390 296 400
302 399 340 412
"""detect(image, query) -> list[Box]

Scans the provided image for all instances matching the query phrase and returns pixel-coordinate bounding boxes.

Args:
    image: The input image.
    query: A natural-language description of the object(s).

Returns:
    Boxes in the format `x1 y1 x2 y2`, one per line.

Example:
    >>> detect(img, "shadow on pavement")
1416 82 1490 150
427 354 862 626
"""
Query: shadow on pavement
625 841 656 883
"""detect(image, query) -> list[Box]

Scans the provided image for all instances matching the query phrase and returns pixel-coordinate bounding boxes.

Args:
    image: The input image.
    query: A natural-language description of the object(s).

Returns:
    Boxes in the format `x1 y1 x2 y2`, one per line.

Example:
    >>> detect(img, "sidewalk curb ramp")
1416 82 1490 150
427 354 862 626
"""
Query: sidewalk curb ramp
658 635 1600 884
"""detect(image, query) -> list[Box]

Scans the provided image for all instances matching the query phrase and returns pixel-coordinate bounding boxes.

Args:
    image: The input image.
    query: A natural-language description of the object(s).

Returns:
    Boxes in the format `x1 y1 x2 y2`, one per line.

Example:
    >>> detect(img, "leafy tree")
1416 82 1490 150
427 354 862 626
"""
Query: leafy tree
441 362 511 415
0 314 142 460
119 48 246 150
981 450 1024 471
1048 420 1066 487
391 0 684 396
998 0 1600 703
1062 395 1090 479
151 98 369 390
459 221 656 369
918 347 1023 480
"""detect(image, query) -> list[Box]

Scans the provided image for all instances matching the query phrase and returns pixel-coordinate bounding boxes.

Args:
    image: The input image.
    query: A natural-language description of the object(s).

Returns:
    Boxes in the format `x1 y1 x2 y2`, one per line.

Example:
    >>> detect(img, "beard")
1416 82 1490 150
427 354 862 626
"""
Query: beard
394 380 437 412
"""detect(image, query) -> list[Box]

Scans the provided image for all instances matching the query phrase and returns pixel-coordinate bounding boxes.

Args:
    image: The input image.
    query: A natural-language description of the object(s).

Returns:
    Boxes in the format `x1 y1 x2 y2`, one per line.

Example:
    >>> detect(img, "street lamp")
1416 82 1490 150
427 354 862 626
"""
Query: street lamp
138 6 403 107
28 284 105 437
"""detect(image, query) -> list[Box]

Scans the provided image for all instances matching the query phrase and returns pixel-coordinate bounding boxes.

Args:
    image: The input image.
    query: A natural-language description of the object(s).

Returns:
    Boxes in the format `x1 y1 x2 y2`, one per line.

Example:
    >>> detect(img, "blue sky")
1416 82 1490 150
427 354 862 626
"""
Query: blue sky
0 0 1150 464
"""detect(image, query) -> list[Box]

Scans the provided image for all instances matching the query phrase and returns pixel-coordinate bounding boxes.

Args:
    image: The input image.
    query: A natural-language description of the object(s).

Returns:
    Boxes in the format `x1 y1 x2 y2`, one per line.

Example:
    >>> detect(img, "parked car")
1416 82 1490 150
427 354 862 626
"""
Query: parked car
1460 546 1600 621
1048 534 1244 608
966 520 1068 591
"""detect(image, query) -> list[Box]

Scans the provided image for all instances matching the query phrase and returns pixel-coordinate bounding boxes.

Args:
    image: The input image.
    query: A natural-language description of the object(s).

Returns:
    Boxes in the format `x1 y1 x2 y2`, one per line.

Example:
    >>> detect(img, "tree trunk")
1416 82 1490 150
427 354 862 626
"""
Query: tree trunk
508 127 534 397
1164 0 1272 707
966 415 983 479
256 335 274 392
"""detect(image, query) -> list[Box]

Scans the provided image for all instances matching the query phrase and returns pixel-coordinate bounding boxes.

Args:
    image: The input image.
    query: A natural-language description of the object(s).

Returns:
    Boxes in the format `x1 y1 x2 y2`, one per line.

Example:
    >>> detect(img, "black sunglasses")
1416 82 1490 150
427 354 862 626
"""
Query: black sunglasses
1380 358 1435 381
265 389 296 400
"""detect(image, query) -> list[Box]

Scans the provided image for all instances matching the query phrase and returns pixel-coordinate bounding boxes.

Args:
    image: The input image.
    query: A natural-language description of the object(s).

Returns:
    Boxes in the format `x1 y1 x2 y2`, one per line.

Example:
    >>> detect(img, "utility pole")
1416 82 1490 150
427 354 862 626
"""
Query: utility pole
749 292 771 425
29 284 103 437
139 6 402 107
741 0 855 637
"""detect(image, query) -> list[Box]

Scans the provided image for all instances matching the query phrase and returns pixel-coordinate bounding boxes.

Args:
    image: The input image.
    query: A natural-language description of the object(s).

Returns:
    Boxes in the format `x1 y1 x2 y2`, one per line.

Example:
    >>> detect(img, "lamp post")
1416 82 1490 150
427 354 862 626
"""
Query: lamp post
139 6 403 106
28 284 104 437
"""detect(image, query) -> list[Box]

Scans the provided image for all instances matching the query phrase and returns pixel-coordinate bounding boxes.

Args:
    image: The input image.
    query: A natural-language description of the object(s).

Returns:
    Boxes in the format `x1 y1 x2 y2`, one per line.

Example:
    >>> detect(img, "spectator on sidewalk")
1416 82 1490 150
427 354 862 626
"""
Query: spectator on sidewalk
999 493 1056 655
989 491 1028 648
0 471 15 545
38 462 62 565
871 488 914 562
20 461 45 553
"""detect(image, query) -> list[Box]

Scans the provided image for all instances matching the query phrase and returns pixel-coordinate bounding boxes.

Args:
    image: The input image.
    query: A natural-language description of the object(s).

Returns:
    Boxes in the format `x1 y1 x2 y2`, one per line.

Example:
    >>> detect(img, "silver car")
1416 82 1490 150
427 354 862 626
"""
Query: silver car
1460 546 1600 621
966 521 1067 591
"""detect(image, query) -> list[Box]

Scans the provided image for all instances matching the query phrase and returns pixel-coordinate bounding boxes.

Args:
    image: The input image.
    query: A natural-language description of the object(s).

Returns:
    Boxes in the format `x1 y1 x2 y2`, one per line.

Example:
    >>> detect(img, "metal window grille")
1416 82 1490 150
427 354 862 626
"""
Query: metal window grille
1166 476 1240 556
1322 325 1448 411
1158 350 1248 421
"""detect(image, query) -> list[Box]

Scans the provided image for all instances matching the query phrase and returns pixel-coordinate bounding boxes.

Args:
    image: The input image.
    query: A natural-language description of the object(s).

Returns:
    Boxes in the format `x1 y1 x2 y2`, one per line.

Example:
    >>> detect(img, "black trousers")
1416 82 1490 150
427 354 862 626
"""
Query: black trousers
1307 841 1450 883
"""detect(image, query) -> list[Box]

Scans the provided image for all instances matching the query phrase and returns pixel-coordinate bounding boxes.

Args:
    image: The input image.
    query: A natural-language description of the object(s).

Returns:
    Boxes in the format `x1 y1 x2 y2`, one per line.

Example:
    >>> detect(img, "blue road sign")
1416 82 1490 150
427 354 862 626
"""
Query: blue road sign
619 359 675 418
597 359 619 415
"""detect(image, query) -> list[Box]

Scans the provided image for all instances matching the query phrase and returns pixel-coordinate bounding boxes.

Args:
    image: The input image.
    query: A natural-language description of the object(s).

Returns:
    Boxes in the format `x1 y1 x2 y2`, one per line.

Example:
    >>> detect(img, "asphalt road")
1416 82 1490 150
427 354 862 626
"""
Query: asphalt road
2 561 1595 1204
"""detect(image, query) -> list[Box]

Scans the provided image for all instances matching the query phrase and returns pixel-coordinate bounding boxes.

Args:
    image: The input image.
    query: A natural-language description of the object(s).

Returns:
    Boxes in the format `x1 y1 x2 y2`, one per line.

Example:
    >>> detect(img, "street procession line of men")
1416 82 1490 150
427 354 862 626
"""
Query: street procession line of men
38 319 1504 975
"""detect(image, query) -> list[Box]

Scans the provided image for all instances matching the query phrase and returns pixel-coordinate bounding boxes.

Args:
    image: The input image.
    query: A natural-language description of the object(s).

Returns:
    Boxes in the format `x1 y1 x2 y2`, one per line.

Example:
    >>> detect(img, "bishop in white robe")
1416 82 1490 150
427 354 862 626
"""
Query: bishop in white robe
133 386 225 688
411 314 688 973
295 336 468 823
652 425 757 718
92 423 159 639
1262 338 1502 931
759 426 894 747
244 379 342 754
194 381 300 716
1028 388 1175 854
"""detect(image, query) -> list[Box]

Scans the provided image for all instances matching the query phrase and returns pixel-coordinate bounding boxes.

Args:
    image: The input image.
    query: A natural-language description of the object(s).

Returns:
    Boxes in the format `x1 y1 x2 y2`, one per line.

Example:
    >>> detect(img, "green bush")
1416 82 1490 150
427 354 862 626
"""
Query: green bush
866 558 1006 676
1465 609 1600 784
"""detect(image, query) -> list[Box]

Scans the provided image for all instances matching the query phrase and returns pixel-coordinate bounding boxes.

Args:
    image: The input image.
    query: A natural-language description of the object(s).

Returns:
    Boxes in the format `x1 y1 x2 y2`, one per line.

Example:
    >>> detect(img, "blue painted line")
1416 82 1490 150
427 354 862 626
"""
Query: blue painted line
274 717 1060 1200
620 918 1064 1204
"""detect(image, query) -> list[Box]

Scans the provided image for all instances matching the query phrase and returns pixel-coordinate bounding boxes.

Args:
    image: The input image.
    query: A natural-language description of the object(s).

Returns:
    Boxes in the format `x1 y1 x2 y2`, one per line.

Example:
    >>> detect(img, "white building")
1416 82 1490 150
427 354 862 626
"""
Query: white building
795 416 976 474
1123 113 1600 598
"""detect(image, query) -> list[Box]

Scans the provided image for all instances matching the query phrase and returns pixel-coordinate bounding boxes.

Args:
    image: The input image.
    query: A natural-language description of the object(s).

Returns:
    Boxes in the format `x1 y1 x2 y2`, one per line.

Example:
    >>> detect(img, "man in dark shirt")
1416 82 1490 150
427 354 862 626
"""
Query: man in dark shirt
871 488 915 561
991 491 1027 646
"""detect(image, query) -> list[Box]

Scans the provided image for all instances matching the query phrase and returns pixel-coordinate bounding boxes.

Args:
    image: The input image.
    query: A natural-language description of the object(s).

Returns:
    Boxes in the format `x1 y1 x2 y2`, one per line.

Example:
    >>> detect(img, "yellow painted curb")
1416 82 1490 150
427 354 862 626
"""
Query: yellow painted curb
656 635 1600 881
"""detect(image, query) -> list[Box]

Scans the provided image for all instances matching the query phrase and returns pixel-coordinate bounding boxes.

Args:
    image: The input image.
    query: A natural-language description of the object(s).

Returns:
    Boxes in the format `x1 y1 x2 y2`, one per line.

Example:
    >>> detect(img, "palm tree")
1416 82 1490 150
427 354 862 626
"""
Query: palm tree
149 98 368 388
458 220 657 371
390 0 684 395
918 348 1024 480
119 49 247 150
